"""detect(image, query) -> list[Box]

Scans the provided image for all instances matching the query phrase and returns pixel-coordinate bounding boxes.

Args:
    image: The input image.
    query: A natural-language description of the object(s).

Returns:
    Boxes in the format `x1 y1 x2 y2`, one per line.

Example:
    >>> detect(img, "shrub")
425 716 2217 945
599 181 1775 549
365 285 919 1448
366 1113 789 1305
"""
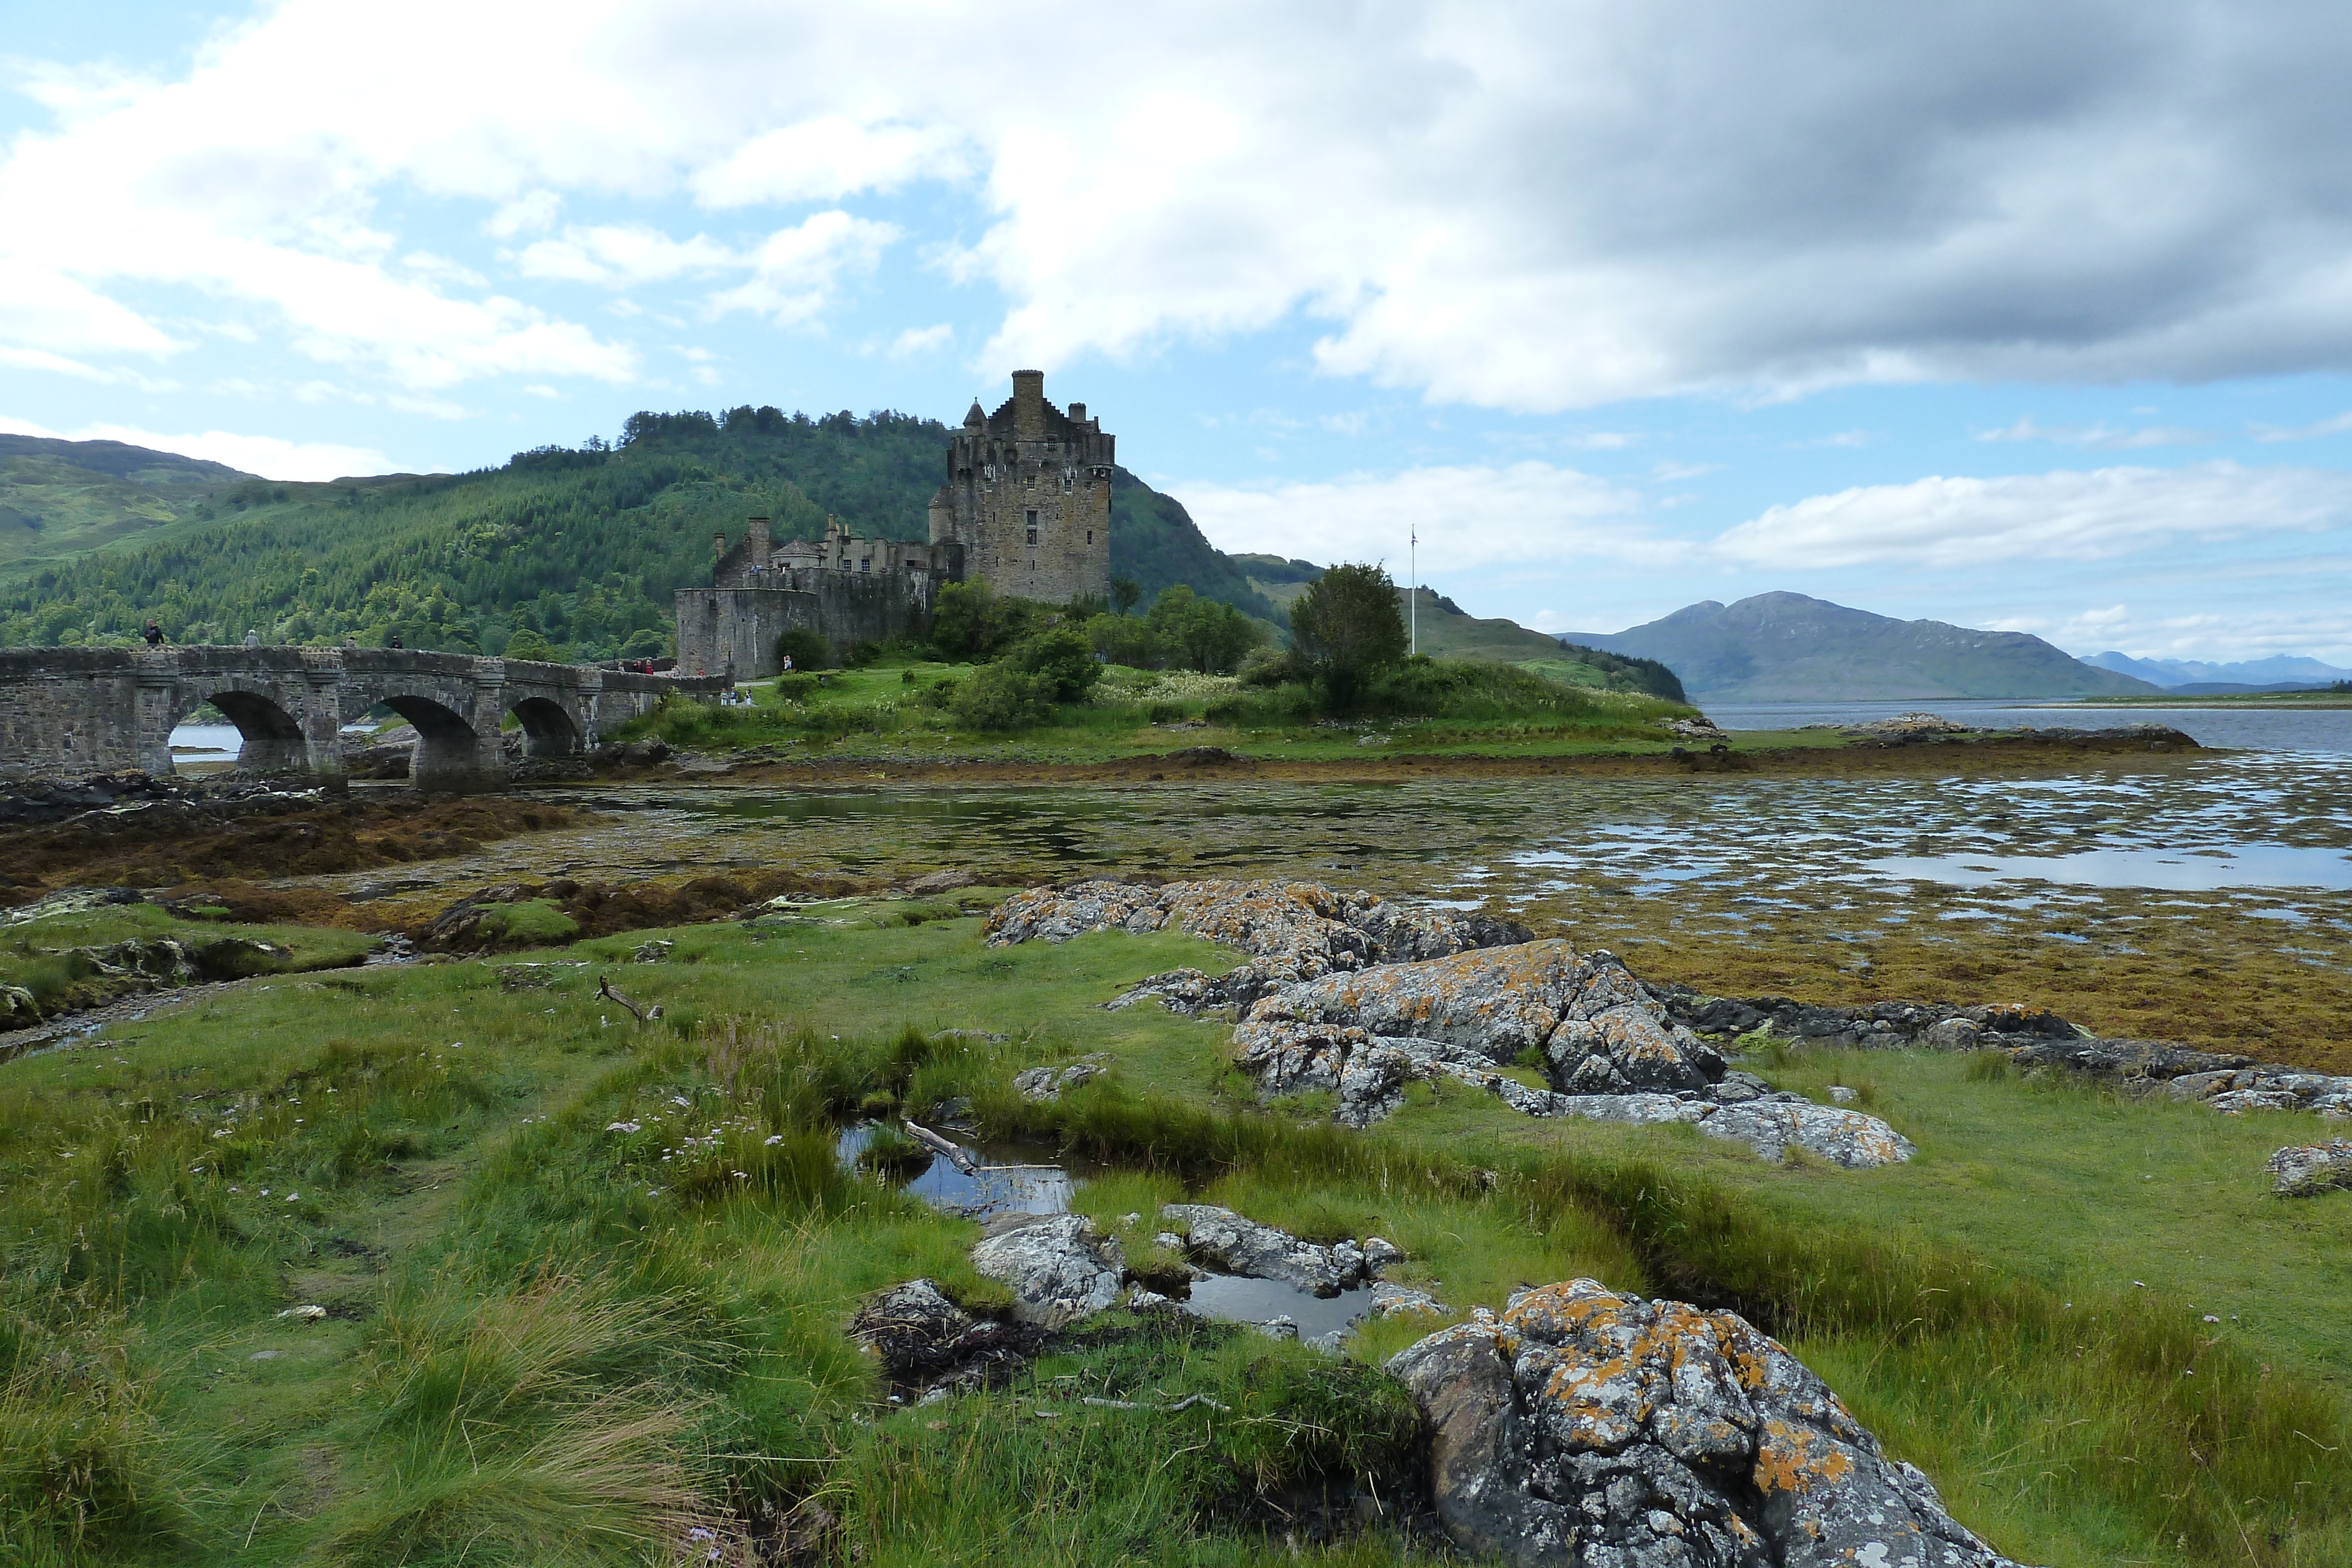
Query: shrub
1289 561 1407 710
1084 613 1158 668
1146 586 1265 674
502 626 557 662
1236 645 1294 686
771 673 817 702
950 665 1053 730
928 581 1035 661
775 627 831 672
1004 626 1102 702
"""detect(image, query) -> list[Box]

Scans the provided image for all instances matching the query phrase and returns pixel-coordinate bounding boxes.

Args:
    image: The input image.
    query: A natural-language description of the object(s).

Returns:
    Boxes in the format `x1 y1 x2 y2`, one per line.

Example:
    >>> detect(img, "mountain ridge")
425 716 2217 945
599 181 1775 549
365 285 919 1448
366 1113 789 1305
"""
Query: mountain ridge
1565 591 2160 701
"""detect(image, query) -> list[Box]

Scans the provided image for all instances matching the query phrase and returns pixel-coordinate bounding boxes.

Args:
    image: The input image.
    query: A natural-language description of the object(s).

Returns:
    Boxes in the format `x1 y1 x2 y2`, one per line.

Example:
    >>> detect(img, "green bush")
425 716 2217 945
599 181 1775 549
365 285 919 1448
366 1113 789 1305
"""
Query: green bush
1289 561 1408 709
1004 626 1102 702
1084 612 1158 667
775 627 831 671
950 664 1053 730
771 673 818 702
1146 584 1265 674
928 581 1036 661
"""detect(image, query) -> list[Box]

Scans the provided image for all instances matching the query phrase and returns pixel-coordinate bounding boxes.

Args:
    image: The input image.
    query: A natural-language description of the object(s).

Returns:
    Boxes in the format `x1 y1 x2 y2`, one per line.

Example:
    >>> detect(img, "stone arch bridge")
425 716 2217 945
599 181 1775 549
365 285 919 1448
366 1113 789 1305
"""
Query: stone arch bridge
0 647 722 790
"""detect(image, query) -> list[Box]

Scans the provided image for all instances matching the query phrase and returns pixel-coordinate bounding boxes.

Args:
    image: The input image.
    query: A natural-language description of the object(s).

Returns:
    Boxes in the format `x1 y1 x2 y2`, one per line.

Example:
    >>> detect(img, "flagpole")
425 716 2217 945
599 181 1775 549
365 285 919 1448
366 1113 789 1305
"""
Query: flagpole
1409 525 1418 657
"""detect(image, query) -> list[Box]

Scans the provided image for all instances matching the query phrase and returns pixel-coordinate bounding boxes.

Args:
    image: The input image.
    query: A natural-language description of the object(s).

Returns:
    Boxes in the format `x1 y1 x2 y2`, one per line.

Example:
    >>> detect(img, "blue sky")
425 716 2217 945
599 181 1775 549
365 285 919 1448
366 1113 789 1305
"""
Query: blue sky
5 1 2352 662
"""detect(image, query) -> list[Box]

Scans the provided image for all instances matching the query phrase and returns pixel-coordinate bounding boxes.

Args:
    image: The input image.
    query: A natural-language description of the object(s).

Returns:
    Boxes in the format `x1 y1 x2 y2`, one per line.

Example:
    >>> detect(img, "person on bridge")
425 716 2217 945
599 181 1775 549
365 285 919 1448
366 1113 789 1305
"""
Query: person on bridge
243 628 260 648
387 633 403 649
143 621 165 646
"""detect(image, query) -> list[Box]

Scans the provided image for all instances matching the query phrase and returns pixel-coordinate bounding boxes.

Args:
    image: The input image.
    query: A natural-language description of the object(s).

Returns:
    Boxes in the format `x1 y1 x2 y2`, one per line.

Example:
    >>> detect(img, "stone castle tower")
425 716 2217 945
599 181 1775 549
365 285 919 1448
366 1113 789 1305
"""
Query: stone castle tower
927 370 1114 603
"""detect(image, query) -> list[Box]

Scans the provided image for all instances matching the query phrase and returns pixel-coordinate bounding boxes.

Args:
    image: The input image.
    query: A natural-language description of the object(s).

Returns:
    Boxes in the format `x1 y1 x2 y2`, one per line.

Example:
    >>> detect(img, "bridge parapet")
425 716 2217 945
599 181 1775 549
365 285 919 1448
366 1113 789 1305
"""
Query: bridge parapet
0 646 723 789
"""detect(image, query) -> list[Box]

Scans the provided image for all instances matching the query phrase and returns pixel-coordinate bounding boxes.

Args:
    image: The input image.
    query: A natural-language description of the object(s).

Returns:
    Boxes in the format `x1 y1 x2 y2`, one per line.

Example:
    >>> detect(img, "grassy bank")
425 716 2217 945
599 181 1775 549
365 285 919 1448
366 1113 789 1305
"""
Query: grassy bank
617 657 1701 765
2 899 2344 1564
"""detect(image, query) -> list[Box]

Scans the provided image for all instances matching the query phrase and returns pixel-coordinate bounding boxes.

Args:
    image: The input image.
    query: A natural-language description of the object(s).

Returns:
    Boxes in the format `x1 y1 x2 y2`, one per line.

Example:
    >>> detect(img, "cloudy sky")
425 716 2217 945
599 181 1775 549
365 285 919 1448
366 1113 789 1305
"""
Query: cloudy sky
5 1 2352 661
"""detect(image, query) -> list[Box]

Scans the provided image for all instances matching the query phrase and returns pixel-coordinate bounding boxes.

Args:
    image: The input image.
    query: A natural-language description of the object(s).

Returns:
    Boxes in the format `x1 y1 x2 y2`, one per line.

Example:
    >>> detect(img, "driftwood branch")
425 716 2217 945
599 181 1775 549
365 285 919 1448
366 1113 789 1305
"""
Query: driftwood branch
901 1119 978 1175
598 974 660 1028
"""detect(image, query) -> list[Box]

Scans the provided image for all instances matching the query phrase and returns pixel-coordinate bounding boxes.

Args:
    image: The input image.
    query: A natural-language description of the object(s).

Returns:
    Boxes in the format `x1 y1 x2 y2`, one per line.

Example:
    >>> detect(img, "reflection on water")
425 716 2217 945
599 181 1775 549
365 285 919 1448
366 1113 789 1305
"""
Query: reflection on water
168 722 241 761
1180 1274 1371 1338
834 1122 1081 1216
1865 844 2352 892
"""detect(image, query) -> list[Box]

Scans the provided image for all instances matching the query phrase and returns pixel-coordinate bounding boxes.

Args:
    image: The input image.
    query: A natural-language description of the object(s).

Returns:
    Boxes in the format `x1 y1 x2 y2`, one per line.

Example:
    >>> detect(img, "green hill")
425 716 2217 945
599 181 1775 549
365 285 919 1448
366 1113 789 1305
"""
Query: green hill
0 412 1277 658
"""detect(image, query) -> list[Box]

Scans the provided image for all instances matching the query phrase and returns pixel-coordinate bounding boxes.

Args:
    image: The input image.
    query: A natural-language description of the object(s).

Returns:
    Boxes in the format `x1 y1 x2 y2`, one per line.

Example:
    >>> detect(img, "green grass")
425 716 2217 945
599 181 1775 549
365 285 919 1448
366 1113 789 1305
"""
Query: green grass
629 657 1702 764
1 905 2346 1564
1 904 377 1011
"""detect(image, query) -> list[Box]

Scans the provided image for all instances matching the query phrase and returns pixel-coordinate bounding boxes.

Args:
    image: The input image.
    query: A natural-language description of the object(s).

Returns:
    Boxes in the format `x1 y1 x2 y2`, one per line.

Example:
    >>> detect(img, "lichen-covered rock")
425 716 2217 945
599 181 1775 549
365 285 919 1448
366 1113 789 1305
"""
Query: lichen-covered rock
2269 1139 2352 1196
1387 1281 2032 1568
990 878 1527 1015
968 1214 1127 1326
1230 1018 1418 1127
1162 1203 1364 1296
1253 939 1585 1059
1371 1280 1451 1319
1698 1099 1917 1168
1546 1001 1722 1095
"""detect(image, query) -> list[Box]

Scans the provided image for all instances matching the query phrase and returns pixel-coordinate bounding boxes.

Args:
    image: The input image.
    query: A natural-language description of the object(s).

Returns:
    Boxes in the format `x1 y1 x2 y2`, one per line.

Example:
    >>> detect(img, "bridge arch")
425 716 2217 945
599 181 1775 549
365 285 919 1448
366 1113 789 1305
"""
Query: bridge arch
169 674 321 775
506 694 584 758
375 693 491 792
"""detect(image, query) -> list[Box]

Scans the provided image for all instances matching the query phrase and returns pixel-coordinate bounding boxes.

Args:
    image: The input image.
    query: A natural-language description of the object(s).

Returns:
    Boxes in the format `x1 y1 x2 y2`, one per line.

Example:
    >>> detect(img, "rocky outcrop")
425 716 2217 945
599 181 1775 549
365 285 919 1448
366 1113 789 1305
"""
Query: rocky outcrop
988 878 1529 1015
1388 1280 2031 1568
1233 944 1913 1168
968 1213 1127 1327
1161 1203 1368 1296
2268 1139 2352 1196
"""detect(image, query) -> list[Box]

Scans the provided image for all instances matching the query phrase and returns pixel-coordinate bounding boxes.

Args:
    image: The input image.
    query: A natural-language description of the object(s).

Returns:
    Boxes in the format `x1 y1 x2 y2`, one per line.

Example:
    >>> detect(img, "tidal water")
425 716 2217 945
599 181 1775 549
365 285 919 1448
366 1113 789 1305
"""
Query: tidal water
1702 698 2352 754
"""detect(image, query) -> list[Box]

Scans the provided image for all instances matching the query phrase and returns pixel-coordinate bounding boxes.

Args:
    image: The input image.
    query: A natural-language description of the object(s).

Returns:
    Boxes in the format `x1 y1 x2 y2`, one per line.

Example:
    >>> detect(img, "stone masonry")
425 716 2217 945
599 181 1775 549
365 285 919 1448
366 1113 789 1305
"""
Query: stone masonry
0 646 719 791
928 370 1114 605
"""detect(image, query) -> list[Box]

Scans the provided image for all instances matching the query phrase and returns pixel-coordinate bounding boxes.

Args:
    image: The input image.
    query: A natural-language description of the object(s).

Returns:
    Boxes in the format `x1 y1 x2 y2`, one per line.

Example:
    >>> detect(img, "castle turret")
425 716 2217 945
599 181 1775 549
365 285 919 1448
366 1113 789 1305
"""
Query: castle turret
927 371 1113 603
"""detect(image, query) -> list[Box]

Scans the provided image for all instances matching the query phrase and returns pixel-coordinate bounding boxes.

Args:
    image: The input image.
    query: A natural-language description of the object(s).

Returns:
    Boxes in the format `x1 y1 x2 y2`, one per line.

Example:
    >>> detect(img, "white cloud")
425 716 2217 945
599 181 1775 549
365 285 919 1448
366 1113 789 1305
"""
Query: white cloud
1172 461 1664 572
1713 463 2352 570
690 118 965 206
15 2 2352 410
2251 411 2352 442
0 415 393 482
516 225 738 286
1976 416 2209 449
710 210 898 325
886 323 952 357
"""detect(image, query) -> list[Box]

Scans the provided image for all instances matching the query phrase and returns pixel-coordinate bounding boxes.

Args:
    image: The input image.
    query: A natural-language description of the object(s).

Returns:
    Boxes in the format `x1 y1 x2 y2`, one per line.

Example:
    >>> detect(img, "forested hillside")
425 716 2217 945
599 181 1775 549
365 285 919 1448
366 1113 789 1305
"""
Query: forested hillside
0 409 1276 659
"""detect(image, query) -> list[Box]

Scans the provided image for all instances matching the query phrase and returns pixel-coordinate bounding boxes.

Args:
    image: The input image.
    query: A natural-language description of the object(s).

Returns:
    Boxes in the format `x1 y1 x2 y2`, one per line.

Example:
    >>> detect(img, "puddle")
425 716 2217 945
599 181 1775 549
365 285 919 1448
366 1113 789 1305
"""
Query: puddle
1862 845 2352 891
835 1122 1085 1216
1179 1273 1371 1339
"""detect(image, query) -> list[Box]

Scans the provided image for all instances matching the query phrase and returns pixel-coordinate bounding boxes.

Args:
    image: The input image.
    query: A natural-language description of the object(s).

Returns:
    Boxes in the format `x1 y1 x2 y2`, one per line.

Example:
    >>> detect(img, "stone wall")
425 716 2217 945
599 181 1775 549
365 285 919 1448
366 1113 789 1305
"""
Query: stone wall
672 563 945 679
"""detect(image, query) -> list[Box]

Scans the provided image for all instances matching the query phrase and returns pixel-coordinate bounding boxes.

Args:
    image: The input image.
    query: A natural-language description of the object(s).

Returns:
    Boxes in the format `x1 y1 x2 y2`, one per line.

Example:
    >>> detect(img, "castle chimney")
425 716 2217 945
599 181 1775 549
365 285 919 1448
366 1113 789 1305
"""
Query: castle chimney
713 531 727 559
1011 369 1046 439
747 516 771 569
1068 402 1085 423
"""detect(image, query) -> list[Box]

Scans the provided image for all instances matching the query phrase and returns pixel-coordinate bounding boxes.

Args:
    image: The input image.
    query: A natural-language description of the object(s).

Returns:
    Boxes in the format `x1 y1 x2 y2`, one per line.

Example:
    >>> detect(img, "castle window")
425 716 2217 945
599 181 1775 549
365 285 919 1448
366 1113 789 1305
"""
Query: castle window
1025 508 1039 546
1086 530 1093 545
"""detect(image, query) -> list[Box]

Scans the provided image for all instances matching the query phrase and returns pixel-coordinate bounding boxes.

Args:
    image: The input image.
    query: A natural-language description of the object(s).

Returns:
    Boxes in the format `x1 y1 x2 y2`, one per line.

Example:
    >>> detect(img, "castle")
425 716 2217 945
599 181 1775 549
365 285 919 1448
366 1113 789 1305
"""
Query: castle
673 370 1113 678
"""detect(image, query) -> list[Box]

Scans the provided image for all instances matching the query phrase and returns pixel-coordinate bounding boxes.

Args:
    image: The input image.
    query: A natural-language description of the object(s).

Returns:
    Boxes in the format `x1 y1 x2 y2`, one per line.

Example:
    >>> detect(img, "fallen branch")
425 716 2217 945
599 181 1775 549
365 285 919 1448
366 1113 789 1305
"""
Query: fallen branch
598 974 661 1027
902 1119 979 1175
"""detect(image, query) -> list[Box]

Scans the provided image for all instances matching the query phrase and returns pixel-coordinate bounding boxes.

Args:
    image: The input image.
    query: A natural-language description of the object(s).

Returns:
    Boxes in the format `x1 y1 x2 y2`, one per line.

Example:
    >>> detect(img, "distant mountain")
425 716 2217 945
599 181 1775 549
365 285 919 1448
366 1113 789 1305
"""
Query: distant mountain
1562 592 2161 701
2083 650 2352 689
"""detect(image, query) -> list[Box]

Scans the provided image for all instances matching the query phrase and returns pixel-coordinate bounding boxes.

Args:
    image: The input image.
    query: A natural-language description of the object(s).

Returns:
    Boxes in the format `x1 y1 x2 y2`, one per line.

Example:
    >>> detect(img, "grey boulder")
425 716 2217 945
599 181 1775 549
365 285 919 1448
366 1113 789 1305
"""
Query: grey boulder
1162 1203 1363 1296
2269 1138 2352 1197
968 1214 1127 1326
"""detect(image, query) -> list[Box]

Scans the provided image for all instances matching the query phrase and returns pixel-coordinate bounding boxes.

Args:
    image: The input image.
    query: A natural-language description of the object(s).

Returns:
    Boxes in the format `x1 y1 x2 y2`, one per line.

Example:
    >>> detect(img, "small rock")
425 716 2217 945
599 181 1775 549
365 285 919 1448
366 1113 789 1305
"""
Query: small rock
1127 1286 1172 1310
1362 1236 1405 1273
275 1303 328 1322
631 940 675 963
908 868 978 896
1370 1281 1450 1318
1152 1231 1185 1252
249 1350 283 1362
1827 1084 1859 1105
2269 1138 2352 1197
1255 1316 1301 1341
1011 1057 1110 1102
